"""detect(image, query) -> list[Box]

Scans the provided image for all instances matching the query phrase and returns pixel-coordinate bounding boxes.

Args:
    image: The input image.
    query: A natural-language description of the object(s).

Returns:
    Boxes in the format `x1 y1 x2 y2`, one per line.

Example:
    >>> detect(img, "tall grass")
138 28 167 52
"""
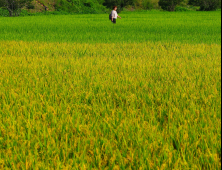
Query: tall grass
0 40 221 169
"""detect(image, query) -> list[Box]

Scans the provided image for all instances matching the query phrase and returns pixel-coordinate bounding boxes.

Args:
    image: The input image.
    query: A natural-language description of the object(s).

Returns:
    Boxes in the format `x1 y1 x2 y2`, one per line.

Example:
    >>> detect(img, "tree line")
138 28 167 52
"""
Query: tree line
0 0 221 16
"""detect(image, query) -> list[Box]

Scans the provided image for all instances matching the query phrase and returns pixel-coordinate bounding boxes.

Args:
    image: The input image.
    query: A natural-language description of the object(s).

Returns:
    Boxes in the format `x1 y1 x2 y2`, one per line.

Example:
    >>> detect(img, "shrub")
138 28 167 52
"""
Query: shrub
141 0 154 10
188 0 201 6
0 7 8 16
55 0 106 14
188 0 220 10
103 0 134 12
175 5 191 11
199 0 221 11
133 0 160 10
122 5 134 11
158 0 184 11
0 0 33 16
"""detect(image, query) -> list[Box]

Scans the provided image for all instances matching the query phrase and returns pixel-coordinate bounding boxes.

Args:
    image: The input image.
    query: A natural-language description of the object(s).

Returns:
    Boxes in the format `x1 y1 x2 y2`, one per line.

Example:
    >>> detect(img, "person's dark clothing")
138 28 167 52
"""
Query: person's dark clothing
112 19 116 24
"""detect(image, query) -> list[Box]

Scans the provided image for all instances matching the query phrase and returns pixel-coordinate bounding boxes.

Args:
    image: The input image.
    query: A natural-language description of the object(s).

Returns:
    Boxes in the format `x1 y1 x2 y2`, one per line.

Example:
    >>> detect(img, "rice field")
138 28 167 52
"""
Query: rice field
0 11 221 169
0 11 221 44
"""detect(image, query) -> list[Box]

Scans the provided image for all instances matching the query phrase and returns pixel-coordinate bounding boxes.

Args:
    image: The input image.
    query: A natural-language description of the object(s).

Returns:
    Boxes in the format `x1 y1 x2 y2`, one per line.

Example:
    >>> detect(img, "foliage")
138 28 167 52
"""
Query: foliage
188 0 201 5
0 7 8 16
133 0 160 10
103 0 134 12
158 0 184 11
199 0 221 11
176 5 200 10
55 0 107 13
188 0 221 10
0 0 33 16
103 0 161 11
179 0 189 6
0 0 206 15
175 5 191 11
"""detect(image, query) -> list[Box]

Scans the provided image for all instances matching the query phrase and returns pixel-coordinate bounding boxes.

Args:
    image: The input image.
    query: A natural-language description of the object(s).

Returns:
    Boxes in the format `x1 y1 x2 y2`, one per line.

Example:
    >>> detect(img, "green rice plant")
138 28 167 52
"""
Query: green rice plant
0 11 221 44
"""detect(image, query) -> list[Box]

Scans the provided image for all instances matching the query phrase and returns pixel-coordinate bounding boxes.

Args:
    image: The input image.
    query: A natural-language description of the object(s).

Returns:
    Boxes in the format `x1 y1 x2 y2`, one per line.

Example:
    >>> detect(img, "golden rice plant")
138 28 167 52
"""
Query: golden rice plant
0 41 221 169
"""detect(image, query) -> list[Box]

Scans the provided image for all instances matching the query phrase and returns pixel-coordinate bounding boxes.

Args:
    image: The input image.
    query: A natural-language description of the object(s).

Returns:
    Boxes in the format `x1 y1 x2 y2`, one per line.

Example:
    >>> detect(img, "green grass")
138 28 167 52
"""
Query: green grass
0 11 221 169
0 11 221 44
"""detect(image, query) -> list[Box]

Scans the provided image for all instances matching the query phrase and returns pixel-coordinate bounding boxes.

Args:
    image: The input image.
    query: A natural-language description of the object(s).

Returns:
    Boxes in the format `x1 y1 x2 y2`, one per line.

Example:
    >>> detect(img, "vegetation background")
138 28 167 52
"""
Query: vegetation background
0 0 221 16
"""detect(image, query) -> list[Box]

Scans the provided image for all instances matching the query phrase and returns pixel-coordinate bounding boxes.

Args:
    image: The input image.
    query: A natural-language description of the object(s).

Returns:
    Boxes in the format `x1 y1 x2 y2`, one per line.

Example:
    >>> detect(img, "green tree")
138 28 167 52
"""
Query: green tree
199 0 220 10
188 0 201 5
0 0 33 16
55 0 106 13
133 0 155 10
103 0 134 12
188 0 220 10
158 0 184 11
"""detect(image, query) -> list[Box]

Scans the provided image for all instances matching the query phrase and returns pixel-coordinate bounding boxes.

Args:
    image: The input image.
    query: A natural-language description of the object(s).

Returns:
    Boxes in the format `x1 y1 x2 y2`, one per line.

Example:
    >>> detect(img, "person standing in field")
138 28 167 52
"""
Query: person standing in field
111 6 121 24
